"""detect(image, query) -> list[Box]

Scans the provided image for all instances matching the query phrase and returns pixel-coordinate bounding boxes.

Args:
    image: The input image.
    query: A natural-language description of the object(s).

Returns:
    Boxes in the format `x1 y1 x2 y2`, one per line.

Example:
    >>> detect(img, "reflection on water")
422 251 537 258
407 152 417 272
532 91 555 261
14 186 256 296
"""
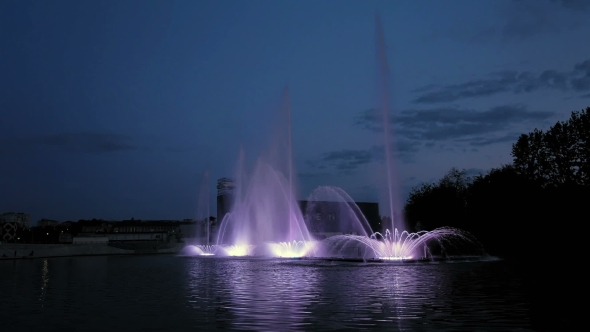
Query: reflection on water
39 259 49 305
1 256 537 331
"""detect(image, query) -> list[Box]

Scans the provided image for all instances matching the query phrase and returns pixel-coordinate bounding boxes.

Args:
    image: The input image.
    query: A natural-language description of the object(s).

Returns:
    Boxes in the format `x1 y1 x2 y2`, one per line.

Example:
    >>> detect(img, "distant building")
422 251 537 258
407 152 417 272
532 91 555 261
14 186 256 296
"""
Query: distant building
59 233 73 243
72 237 109 245
65 219 181 246
1 222 18 243
0 212 30 243
106 232 168 242
217 178 235 221
0 212 30 229
37 219 61 227
298 200 381 239
213 176 383 240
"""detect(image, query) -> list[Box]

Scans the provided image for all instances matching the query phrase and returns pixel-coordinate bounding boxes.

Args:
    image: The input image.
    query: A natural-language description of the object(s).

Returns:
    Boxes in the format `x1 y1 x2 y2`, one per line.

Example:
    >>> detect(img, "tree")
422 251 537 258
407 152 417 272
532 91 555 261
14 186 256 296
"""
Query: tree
512 107 590 186
404 168 471 231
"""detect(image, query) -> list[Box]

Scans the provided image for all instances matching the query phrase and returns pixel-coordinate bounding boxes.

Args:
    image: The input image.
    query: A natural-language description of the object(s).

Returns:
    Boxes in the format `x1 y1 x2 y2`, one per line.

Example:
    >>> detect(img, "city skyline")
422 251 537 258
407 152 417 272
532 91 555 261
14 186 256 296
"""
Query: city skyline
2 0 590 223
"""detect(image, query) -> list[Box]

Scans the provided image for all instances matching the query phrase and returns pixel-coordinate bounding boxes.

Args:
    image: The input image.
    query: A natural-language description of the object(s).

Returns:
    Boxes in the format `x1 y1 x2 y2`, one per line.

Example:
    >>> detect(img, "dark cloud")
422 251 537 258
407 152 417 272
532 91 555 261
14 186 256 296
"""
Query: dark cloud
550 0 590 10
462 133 523 147
581 92 590 99
353 108 380 130
319 149 373 171
439 2 589 65
347 104 553 163
435 1 589 47
306 148 379 172
0 132 138 155
297 172 330 179
499 0 558 41
356 104 553 143
413 60 589 104
571 60 590 91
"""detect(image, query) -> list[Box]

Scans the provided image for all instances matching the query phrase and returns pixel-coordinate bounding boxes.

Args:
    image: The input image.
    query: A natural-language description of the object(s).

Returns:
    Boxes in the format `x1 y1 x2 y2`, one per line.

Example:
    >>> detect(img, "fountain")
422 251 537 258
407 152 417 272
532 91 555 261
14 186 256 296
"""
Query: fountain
179 170 221 256
310 13 486 262
180 14 487 262
210 87 315 257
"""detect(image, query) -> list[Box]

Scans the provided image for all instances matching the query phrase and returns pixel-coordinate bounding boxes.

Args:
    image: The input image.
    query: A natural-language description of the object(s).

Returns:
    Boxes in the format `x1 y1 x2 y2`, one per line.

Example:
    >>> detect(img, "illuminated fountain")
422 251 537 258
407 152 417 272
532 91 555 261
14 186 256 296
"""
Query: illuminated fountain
302 14 486 262
212 88 316 258
181 14 486 262
321 227 485 261
179 244 217 257
179 170 223 256
305 186 485 261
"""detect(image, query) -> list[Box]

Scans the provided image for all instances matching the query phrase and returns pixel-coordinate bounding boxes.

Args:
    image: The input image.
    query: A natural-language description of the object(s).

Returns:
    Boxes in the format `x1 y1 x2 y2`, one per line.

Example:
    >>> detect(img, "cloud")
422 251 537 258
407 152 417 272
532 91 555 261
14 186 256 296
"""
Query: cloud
306 148 375 172
307 137 422 173
412 60 590 104
316 149 373 171
344 104 553 164
297 171 330 179
0 132 139 155
550 0 590 10
462 133 523 147
428 1 590 50
499 0 590 40
356 104 553 143
311 103 554 173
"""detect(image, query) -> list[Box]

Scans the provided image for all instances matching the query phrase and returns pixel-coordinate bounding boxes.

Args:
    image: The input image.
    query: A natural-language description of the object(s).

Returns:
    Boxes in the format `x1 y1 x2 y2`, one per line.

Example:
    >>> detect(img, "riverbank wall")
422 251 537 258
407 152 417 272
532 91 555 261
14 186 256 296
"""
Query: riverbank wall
0 242 183 260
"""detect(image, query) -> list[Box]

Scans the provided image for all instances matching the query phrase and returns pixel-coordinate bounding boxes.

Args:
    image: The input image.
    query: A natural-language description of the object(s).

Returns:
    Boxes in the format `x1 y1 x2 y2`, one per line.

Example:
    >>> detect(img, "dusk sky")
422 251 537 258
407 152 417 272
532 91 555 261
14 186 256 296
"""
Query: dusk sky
2 0 590 223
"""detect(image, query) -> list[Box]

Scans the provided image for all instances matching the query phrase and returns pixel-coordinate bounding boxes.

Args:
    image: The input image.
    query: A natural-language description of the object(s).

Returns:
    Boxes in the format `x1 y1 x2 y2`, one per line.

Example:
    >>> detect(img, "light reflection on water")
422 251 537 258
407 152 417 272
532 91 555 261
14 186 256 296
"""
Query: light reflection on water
1 256 534 331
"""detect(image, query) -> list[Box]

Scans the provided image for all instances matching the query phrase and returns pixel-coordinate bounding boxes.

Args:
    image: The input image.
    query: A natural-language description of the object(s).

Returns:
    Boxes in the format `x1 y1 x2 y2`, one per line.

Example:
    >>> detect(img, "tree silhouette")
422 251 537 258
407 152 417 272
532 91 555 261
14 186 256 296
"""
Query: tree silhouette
404 168 470 232
512 107 589 186
404 107 589 258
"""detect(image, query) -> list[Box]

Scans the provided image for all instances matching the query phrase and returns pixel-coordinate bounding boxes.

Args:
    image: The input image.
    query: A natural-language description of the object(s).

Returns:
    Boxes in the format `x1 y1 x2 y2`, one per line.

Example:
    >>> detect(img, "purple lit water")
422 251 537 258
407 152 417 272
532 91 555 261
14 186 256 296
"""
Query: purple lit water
0 255 551 331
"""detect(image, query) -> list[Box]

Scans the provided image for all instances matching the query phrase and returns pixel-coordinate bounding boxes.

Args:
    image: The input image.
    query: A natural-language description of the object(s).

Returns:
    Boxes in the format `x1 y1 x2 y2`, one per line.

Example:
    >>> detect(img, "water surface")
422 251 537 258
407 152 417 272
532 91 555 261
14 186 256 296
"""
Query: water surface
0 256 549 331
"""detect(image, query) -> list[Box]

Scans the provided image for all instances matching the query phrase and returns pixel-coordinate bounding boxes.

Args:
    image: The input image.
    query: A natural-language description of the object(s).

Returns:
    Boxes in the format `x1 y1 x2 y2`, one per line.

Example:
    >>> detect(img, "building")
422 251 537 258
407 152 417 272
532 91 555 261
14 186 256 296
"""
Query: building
76 220 182 243
106 232 168 242
37 219 61 227
213 175 383 240
0 222 18 243
216 178 235 221
0 212 30 229
72 237 109 245
0 212 30 243
59 233 73 243
298 200 381 239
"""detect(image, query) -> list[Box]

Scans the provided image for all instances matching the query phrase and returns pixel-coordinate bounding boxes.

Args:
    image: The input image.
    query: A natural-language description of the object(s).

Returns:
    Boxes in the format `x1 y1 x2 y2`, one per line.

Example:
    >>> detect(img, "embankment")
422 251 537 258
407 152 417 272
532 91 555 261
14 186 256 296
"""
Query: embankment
0 242 182 260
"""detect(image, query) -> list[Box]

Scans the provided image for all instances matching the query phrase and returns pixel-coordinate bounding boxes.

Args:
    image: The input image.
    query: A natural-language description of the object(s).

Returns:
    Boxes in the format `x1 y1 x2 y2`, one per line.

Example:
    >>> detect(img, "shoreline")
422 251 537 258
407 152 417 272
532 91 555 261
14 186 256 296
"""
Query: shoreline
0 243 182 261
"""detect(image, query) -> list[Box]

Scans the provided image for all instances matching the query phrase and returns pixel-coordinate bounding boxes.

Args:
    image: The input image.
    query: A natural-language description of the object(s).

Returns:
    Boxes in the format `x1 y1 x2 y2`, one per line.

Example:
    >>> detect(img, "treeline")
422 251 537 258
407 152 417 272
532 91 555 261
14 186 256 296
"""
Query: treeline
404 107 589 258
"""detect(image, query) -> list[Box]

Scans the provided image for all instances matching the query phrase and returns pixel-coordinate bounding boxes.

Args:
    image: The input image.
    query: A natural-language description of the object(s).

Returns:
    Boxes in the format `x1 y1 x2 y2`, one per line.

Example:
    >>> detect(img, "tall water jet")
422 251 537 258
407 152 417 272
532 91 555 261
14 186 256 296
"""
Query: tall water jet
196 170 211 245
197 170 217 255
179 170 216 256
214 87 313 256
375 12 405 234
285 87 295 242
309 14 487 262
